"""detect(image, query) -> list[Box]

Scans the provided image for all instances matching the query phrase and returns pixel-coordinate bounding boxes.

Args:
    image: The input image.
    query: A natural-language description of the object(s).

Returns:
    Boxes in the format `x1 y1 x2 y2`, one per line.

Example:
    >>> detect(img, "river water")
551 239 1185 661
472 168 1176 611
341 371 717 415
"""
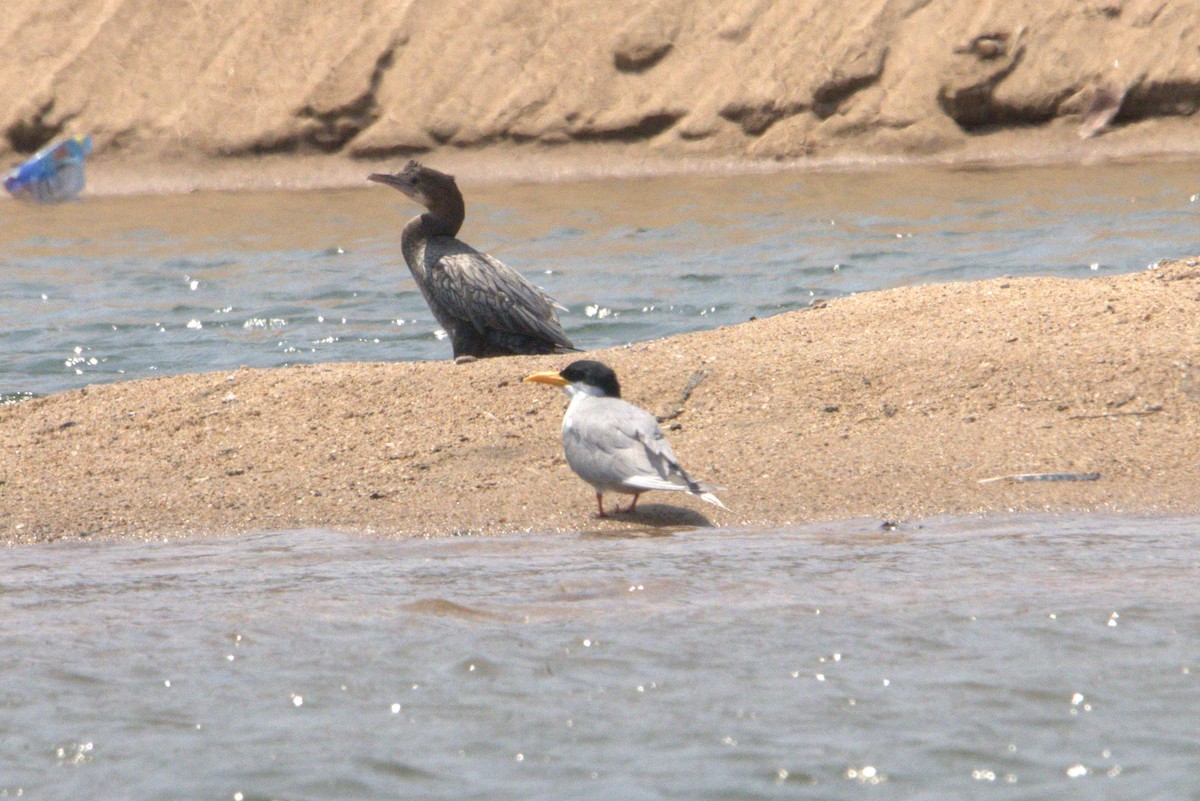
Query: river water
3 161 1199 398
3 162 1200 798
2 515 1198 799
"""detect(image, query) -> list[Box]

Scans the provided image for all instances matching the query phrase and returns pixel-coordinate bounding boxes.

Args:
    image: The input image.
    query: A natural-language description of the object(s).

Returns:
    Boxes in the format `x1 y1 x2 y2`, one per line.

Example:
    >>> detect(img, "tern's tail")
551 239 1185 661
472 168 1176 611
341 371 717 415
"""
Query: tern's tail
678 467 728 512
631 464 730 511
696 491 729 511
684 476 728 511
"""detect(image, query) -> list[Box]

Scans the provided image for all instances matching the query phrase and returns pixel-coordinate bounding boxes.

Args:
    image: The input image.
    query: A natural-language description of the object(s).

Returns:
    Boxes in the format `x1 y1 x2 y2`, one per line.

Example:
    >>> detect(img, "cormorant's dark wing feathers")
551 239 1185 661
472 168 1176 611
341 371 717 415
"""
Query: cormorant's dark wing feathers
424 238 574 351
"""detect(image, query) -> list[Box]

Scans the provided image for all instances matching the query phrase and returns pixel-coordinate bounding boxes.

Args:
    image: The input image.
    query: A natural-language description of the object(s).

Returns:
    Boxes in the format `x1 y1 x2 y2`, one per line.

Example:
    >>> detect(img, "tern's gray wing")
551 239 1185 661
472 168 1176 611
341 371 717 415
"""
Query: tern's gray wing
564 398 698 492
424 238 574 350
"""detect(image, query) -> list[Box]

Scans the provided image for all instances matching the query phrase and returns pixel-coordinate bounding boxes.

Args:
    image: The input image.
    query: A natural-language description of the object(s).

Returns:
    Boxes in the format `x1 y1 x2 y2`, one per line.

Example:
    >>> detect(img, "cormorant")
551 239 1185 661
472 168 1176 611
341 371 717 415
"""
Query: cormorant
368 161 575 360
524 360 727 517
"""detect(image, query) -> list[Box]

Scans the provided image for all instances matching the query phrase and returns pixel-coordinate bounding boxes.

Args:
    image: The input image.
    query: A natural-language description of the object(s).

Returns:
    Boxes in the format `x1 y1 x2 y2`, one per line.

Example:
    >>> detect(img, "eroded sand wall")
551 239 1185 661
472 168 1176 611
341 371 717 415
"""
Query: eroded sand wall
3 0 1200 166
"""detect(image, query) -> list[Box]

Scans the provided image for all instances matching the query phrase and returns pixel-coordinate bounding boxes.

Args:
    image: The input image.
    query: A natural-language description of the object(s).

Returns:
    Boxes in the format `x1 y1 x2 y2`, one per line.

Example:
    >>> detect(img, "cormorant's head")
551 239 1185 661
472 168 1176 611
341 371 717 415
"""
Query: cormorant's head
524 360 621 399
368 160 458 210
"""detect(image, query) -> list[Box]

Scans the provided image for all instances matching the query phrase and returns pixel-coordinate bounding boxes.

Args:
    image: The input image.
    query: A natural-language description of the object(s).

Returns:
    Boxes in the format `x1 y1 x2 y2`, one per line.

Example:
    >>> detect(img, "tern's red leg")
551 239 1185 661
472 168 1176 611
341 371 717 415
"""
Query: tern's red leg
596 492 607 518
623 494 640 514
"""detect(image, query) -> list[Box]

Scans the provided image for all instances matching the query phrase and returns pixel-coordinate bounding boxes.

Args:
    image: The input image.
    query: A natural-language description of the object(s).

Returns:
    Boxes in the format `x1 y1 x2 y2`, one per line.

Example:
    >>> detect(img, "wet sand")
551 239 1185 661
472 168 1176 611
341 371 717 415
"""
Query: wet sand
4 258 1200 544
35 122 1200 199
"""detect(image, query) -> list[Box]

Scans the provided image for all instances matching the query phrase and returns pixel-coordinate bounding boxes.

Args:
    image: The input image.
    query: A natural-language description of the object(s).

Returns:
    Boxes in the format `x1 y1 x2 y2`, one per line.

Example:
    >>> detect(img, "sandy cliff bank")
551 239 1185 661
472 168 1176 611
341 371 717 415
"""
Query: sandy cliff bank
4 258 1200 544
3 0 1200 190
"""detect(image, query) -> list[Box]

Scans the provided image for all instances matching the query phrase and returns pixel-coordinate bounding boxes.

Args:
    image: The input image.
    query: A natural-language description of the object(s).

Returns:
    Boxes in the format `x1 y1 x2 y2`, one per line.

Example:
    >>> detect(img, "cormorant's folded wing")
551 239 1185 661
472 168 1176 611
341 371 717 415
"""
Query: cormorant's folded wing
425 241 574 350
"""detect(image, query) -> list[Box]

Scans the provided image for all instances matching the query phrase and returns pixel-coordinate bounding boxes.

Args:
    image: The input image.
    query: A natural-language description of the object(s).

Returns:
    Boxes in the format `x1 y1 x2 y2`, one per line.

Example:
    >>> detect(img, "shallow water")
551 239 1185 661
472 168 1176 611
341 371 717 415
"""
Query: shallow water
1 515 1198 799
3 161 1199 397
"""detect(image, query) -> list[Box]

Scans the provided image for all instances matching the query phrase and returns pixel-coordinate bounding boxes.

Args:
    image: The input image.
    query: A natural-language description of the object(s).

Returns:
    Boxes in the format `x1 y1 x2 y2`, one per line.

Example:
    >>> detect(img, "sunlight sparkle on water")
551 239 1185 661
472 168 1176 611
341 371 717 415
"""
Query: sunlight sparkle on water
242 318 288 329
54 742 93 766
846 765 885 784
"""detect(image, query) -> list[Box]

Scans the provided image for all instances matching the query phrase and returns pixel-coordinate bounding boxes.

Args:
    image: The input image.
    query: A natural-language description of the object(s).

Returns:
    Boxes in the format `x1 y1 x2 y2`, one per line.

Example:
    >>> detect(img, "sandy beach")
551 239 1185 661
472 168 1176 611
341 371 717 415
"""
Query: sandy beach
4 257 1200 544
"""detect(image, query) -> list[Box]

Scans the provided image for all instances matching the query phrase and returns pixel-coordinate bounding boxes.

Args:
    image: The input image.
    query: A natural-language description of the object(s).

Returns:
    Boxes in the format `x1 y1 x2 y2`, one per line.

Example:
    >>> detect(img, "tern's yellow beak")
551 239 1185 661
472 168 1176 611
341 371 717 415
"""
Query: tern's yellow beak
523 371 570 387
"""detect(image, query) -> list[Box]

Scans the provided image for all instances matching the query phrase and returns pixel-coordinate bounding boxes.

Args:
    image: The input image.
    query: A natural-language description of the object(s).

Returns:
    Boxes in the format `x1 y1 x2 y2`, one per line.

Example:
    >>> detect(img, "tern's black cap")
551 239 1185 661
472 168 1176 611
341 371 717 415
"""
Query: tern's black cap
559 360 621 398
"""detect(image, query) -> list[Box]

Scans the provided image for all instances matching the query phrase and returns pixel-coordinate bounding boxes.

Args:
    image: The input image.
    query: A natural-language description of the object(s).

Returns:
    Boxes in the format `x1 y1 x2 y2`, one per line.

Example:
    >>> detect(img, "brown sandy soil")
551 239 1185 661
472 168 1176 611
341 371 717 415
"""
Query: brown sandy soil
4 257 1200 545
3 0 1200 191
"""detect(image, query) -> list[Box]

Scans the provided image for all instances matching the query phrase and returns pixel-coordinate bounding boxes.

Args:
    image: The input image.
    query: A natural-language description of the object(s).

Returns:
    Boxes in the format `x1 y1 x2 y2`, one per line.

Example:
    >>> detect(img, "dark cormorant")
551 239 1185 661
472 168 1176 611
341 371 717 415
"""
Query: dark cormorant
368 161 575 360
524 360 727 517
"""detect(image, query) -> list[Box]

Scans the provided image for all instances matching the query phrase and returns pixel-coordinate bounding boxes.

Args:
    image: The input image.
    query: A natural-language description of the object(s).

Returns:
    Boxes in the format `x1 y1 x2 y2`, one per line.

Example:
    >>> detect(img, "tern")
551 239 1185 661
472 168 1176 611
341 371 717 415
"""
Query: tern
525 360 727 517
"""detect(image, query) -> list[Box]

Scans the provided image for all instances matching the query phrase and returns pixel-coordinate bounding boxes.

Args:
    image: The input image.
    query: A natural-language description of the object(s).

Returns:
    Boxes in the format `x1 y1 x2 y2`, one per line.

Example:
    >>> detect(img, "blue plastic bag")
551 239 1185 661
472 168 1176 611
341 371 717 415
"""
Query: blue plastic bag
4 135 93 204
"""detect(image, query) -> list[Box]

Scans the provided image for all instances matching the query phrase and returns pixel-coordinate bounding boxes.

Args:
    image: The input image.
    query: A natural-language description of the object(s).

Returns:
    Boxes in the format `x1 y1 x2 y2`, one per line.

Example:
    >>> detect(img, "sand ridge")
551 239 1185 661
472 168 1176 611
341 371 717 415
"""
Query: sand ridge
4 258 1200 544
3 0 1200 188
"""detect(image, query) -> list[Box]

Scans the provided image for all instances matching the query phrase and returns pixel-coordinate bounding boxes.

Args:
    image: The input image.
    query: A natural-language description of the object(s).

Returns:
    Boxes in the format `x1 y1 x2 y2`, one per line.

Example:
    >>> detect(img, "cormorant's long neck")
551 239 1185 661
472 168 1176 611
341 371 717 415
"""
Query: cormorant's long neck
422 184 465 237
400 216 428 277
398 181 465 280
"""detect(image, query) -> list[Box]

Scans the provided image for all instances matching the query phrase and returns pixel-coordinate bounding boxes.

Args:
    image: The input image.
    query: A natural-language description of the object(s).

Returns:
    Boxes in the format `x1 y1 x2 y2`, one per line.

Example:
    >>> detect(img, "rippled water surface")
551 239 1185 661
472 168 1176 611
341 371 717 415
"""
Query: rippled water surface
2 515 1198 799
3 161 1199 396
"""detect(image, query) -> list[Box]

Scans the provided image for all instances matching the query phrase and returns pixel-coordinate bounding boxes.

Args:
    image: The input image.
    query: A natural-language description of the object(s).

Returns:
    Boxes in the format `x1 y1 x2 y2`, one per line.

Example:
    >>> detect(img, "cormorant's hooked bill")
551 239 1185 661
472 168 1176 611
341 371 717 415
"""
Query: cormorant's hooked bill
368 160 447 208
